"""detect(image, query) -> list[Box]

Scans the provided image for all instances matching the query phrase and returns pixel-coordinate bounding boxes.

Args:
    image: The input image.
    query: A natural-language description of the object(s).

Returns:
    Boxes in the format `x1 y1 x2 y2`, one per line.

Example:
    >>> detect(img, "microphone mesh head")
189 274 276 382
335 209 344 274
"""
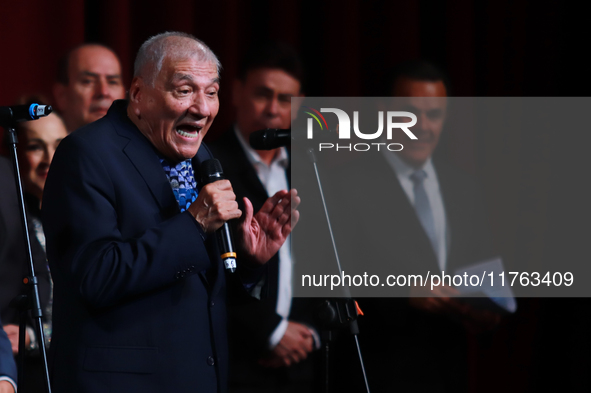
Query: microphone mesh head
249 129 270 150
201 158 224 184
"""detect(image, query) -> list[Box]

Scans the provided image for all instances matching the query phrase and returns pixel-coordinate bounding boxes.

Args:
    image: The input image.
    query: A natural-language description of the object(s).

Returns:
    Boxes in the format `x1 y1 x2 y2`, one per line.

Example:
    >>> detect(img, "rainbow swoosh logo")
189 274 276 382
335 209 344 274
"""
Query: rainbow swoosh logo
302 106 329 130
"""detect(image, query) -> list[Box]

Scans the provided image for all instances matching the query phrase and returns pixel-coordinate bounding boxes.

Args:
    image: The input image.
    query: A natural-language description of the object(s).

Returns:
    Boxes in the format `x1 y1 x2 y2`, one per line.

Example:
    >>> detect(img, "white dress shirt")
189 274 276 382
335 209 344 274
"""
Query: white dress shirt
234 127 292 348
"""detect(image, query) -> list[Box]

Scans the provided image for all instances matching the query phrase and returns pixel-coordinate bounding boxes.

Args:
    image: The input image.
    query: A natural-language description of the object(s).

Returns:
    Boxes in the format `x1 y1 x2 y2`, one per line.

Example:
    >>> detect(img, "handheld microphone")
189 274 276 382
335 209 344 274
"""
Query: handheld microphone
249 127 338 150
0 104 52 127
249 129 291 150
200 159 237 273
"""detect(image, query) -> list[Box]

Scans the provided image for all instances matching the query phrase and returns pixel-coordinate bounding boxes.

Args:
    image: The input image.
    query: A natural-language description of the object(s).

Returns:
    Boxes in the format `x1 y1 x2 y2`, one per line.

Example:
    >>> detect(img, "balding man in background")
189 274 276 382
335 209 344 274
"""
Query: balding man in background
53 44 126 132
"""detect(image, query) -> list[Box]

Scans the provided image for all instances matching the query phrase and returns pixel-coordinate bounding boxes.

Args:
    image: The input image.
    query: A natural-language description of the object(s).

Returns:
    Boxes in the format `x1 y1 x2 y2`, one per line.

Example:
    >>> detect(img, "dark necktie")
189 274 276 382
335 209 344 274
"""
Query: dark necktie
410 169 438 254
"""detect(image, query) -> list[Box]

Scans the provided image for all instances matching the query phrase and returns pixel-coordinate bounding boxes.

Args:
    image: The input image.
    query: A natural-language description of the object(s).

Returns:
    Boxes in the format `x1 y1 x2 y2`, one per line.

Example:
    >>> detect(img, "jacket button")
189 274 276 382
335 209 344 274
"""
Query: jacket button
207 356 215 366
209 300 215 307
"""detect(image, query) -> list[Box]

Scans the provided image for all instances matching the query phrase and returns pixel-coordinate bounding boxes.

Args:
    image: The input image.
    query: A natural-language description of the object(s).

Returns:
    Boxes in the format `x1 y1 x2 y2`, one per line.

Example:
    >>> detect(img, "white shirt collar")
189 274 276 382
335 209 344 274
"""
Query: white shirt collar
382 150 436 181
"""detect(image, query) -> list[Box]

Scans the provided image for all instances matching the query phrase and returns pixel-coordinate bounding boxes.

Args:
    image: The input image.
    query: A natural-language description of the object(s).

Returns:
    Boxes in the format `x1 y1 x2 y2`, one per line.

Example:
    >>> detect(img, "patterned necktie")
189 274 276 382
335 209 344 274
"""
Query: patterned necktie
410 170 438 255
160 159 198 212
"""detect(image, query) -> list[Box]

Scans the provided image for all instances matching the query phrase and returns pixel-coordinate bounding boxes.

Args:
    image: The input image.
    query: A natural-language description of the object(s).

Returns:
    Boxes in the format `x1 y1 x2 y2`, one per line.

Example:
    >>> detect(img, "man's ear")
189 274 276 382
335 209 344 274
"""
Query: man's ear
52 83 68 111
128 77 145 118
128 77 143 103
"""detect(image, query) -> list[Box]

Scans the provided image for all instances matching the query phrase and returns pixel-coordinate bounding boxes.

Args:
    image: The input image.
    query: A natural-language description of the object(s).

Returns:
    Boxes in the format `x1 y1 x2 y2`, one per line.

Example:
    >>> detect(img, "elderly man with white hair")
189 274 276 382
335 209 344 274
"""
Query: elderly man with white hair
42 32 300 393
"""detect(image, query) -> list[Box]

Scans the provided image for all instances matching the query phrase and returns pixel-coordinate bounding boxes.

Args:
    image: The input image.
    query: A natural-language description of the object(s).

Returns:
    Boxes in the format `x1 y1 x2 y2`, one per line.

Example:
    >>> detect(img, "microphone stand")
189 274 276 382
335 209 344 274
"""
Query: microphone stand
303 147 371 393
3 124 52 393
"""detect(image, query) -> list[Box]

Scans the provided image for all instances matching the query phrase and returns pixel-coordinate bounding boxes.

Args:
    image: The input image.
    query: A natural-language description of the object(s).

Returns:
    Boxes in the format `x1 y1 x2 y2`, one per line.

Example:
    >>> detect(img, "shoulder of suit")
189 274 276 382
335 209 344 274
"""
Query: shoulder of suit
207 128 249 170
207 128 239 152
63 104 136 153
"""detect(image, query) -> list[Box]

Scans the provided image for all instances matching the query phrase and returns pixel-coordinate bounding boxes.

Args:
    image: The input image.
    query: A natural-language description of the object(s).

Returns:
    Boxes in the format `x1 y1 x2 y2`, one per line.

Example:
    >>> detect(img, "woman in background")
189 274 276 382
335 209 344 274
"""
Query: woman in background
15 108 68 249
12 99 67 344
1 97 66 391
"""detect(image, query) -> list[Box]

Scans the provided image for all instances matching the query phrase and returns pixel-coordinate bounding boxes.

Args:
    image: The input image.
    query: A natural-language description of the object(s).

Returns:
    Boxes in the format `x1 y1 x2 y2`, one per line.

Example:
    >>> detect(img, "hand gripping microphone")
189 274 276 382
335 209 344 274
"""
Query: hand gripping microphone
200 159 237 273
0 104 52 127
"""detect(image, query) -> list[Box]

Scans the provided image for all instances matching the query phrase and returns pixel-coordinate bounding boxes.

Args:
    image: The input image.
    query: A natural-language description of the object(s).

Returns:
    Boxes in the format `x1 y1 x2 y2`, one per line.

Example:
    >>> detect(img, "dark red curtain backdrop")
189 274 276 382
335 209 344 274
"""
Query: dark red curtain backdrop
1 0 579 107
1 1 589 392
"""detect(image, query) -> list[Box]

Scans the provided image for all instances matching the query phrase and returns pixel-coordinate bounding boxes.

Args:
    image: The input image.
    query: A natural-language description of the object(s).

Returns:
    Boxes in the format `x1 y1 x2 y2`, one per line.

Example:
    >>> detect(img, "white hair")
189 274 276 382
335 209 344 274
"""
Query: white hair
133 32 221 86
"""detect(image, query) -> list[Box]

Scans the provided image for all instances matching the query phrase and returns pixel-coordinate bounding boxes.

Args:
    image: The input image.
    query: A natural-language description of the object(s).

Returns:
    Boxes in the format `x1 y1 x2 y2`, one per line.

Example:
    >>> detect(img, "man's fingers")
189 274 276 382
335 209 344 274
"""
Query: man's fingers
278 209 300 238
281 190 300 229
302 336 313 353
270 195 290 221
289 345 306 362
276 345 296 365
291 323 313 355
289 209 300 231
259 189 289 215
210 179 233 192
270 190 300 225
215 200 242 221
189 179 242 233
289 189 301 210
292 322 312 337
242 197 254 226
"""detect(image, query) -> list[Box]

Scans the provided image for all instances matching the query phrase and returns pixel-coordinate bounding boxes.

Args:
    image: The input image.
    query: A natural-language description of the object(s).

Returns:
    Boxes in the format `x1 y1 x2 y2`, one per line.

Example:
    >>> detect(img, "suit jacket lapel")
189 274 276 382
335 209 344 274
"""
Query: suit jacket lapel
123 140 178 211
220 130 269 208
107 101 177 211
356 153 441 273
107 102 222 293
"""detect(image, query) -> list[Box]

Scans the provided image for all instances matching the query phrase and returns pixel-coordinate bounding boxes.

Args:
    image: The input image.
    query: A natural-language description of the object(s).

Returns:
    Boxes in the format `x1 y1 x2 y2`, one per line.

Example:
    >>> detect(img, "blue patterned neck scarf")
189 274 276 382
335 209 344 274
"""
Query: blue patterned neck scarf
159 156 199 212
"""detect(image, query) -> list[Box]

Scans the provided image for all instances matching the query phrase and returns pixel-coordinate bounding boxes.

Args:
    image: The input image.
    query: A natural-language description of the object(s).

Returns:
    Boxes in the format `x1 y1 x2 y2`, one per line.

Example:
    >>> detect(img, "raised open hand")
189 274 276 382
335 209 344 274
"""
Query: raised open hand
238 189 300 266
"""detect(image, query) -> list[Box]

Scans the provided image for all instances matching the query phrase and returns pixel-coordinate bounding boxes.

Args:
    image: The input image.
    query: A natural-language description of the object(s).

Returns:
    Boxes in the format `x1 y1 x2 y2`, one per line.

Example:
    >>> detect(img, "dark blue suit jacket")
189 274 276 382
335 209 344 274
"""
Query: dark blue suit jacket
42 100 233 393
0 319 17 386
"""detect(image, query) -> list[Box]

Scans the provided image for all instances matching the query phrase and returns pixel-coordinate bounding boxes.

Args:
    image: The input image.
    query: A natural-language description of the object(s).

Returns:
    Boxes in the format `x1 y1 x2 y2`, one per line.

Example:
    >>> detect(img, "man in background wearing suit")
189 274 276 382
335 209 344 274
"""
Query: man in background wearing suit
329 61 499 392
209 42 320 392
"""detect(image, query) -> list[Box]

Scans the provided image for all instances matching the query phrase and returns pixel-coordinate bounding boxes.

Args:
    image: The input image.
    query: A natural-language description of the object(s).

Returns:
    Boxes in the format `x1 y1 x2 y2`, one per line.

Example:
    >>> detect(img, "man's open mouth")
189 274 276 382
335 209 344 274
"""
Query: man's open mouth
176 125 201 138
